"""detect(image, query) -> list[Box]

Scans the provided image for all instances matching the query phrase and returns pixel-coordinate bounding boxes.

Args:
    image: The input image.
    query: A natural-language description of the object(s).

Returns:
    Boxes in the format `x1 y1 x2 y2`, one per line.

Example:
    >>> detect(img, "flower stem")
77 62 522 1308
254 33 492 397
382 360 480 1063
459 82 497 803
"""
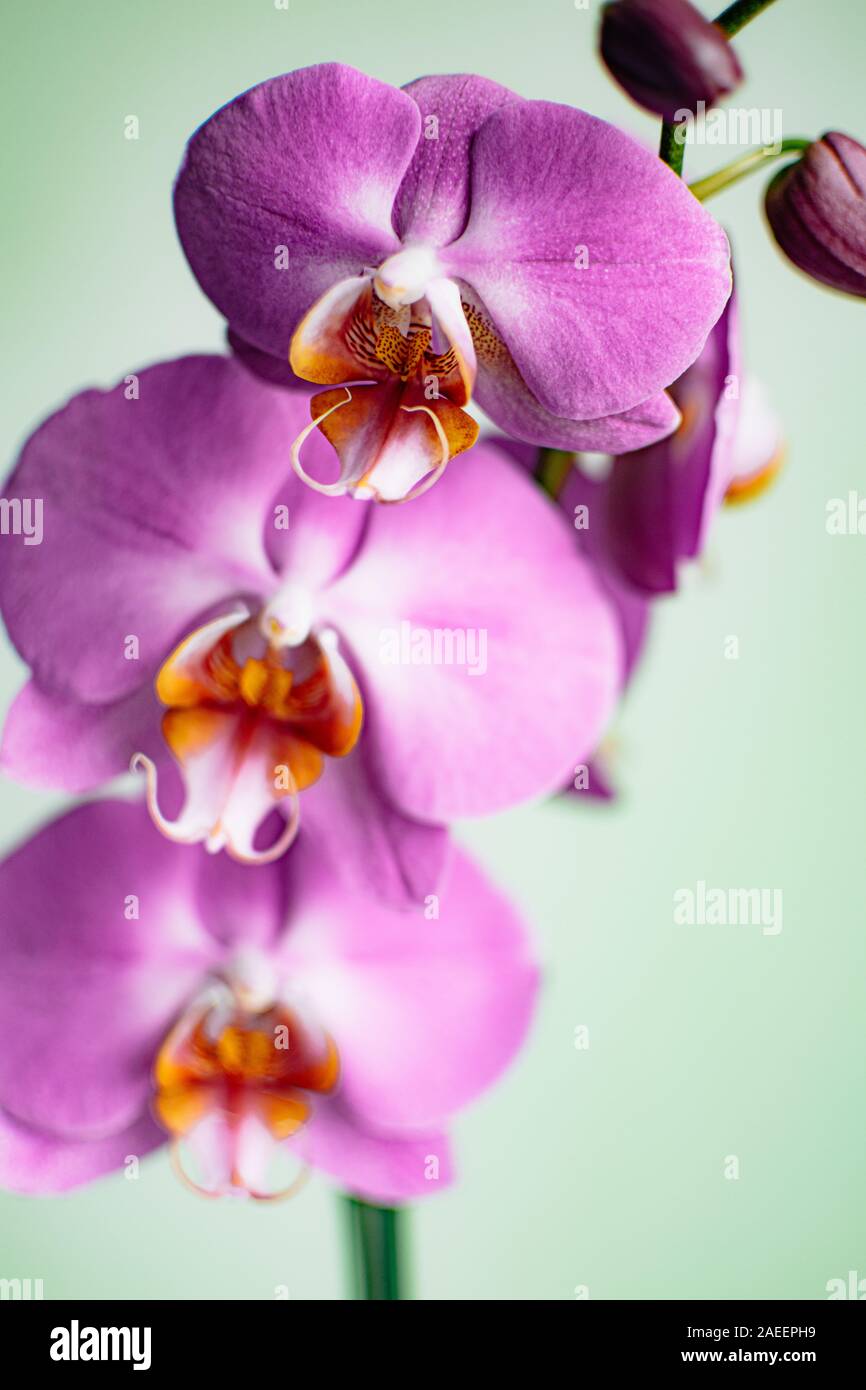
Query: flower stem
342 1196 406 1300
714 0 779 40
658 0 783 177
535 448 574 500
688 137 810 200
659 121 686 176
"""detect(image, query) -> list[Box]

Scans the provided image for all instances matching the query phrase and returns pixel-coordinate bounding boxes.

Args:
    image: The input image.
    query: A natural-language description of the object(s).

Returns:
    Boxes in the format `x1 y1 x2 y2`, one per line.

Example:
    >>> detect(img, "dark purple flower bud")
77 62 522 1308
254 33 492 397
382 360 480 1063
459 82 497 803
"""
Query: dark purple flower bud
765 133 866 298
599 0 743 123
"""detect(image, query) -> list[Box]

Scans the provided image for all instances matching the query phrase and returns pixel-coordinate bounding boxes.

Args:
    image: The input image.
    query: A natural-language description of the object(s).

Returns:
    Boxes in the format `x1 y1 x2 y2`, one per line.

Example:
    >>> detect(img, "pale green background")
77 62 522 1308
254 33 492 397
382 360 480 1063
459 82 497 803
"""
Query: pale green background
1 0 864 1300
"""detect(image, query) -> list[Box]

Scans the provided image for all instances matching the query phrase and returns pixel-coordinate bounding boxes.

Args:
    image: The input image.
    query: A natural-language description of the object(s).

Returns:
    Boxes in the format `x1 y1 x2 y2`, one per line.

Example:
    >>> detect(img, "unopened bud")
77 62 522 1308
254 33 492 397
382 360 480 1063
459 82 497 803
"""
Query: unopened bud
765 132 866 299
599 0 742 123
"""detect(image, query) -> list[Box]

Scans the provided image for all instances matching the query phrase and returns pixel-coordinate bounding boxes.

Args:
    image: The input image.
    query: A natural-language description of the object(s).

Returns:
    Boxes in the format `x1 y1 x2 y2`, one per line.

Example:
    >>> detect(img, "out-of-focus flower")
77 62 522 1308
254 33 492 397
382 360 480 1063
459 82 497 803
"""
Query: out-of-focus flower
723 377 784 505
765 132 866 299
556 463 651 799
499 439 650 800
599 0 743 123
502 303 782 794
173 64 732 500
0 356 621 898
0 800 537 1203
563 371 781 787
604 291 741 594
580 292 783 592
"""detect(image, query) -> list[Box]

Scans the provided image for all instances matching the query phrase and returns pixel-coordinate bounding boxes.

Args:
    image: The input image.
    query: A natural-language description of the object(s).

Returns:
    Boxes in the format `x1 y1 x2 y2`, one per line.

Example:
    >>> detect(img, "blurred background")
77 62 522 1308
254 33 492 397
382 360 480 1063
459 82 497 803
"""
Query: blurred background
2 0 864 1299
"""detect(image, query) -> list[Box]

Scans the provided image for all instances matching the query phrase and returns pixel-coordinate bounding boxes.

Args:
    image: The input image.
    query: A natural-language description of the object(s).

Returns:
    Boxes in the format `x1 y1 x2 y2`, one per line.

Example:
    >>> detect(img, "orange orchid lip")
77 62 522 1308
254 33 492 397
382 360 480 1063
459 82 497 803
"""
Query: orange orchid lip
132 609 363 865
288 270 480 501
153 980 339 1201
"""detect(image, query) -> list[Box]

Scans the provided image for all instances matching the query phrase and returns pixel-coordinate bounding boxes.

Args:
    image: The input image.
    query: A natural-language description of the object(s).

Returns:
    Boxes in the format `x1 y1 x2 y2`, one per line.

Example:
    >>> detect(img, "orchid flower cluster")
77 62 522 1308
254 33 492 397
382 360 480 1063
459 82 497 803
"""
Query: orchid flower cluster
1 0 862 1296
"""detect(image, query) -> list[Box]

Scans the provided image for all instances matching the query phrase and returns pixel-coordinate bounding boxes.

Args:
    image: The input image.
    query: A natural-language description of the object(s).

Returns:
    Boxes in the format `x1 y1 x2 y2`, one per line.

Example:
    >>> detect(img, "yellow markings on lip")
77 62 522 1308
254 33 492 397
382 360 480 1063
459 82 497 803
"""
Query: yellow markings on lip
153 997 342 1198
274 733 324 794
153 1004 340 1140
161 706 229 763
152 1080 214 1139
156 641 215 708
238 656 295 715
156 624 360 740
215 1024 284 1080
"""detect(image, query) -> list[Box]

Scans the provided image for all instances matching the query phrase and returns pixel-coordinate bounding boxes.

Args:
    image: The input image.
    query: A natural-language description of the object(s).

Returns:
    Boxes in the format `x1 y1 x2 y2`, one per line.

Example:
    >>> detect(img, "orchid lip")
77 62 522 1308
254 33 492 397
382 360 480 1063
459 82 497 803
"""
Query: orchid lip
290 384 454 503
152 976 339 1201
286 265 479 502
131 609 363 864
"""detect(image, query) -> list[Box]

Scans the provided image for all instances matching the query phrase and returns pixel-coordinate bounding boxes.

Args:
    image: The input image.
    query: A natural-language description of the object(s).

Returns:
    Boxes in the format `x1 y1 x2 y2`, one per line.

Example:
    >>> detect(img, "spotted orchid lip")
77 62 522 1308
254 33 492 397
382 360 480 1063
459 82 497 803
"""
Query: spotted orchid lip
132 607 363 865
288 269 479 501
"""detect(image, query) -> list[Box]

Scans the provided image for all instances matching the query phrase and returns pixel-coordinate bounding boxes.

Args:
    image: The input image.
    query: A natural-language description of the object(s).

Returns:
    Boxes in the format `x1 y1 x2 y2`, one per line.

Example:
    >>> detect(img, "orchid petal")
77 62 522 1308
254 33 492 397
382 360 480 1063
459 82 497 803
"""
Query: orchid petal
175 65 420 359
444 100 732 420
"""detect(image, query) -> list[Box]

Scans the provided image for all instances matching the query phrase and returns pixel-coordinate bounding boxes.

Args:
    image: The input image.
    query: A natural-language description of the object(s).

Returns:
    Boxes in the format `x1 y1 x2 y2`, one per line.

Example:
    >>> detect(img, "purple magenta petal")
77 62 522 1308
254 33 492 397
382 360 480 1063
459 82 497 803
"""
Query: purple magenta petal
293 1101 454 1204
227 327 312 389
558 468 651 684
444 100 731 420
265 464 370 591
0 800 282 1139
0 1110 164 1195
277 838 539 1131
570 754 617 802
299 745 451 908
174 65 419 359
191 816 290 953
1 680 162 792
324 441 622 821
0 356 367 705
394 74 523 246
471 312 681 453
605 291 740 593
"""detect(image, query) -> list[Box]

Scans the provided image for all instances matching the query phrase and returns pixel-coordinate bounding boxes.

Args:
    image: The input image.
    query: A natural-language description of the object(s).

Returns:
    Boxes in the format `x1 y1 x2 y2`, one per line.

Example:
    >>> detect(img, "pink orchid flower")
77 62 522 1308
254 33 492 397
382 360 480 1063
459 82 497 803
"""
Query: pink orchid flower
0 356 622 898
499 438 651 800
173 64 732 501
0 800 537 1204
499 289 779 789
600 290 743 593
722 377 784 506
598 292 782 592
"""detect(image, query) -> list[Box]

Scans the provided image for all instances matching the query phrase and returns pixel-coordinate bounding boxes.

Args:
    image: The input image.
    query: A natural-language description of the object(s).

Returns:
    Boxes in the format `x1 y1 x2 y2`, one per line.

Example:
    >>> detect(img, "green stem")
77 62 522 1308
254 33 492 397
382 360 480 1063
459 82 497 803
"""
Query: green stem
658 0 783 177
343 1196 406 1300
688 137 810 201
714 0 779 40
659 121 686 177
534 448 574 500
